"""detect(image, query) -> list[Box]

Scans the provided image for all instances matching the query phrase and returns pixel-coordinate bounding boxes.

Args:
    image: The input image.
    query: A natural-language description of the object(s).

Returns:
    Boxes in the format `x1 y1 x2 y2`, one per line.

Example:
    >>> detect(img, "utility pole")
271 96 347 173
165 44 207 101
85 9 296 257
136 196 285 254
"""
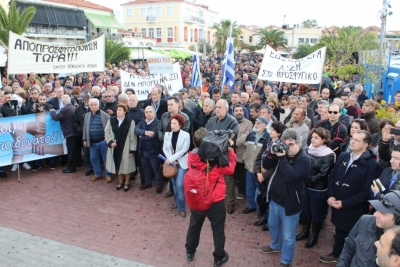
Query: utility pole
377 0 388 93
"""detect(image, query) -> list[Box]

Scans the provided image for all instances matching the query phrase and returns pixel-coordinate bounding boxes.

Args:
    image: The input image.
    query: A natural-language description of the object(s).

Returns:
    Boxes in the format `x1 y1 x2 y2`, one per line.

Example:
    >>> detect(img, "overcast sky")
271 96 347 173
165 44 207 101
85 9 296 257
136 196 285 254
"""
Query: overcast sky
97 0 399 30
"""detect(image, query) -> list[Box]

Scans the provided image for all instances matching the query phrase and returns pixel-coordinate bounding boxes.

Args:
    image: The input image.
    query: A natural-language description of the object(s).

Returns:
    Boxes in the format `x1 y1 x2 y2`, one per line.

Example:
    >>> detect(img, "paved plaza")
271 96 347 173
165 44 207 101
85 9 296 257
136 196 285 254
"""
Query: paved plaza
0 165 336 266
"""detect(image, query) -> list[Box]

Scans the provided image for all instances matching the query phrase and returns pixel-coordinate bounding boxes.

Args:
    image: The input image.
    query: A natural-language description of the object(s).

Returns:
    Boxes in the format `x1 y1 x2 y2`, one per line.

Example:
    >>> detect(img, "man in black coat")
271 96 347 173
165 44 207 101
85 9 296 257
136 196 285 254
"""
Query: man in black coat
143 85 167 120
47 86 64 110
73 92 92 176
319 130 382 264
50 95 81 173
101 90 117 116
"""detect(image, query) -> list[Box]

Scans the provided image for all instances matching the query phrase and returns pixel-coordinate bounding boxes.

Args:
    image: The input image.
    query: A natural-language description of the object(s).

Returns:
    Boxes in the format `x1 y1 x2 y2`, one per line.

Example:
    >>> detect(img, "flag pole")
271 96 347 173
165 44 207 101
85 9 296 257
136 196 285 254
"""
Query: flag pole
318 46 327 95
196 44 202 88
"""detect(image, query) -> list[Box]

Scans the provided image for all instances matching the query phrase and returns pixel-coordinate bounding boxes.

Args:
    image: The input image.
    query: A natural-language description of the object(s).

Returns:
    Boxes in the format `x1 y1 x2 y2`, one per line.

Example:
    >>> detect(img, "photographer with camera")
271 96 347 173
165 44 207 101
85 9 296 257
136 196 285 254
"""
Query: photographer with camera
379 120 400 165
259 128 311 267
31 93 53 114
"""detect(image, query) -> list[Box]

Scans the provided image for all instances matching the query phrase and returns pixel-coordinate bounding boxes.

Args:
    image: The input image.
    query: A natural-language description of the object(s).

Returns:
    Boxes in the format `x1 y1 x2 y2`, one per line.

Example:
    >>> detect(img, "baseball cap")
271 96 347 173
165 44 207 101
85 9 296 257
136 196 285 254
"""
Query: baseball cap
377 90 384 95
369 191 400 216
256 116 268 125
234 81 241 86
179 88 188 93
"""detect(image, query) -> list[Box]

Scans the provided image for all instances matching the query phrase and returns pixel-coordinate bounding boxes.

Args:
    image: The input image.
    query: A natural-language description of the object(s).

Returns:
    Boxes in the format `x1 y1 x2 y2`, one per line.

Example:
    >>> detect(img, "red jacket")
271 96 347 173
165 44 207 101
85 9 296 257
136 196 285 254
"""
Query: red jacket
186 149 236 203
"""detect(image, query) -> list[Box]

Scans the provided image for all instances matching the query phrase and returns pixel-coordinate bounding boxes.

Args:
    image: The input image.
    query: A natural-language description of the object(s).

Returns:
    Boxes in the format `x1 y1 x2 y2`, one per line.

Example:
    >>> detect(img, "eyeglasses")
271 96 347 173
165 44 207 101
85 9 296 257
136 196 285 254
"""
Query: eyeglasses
328 111 339 114
379 194 400 216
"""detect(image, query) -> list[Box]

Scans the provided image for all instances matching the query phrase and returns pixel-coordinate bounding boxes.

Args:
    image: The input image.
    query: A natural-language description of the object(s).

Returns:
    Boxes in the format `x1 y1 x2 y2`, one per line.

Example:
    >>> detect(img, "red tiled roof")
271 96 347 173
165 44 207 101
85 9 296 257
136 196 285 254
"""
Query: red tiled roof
43 0 113 12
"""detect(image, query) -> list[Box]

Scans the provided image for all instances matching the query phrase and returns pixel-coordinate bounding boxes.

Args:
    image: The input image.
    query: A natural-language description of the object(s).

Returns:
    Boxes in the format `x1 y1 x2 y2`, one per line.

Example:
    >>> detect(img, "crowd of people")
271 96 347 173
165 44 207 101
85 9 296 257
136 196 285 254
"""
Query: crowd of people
1 51 400 267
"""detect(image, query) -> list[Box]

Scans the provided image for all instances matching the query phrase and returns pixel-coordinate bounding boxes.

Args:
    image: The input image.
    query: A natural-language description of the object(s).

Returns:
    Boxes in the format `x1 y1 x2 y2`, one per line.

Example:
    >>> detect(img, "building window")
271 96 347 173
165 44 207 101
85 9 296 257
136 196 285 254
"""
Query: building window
156 7 161 17
156 27 162 42
298 38 304 43
128 29 133 32
167 6 173 16
141 8 147 17
127 9 133 17
167 27 173 42
310 38 317 43
305 38 310 43
148 28 154 38
249 36 253 43
141 28 147 37
190 29 193 42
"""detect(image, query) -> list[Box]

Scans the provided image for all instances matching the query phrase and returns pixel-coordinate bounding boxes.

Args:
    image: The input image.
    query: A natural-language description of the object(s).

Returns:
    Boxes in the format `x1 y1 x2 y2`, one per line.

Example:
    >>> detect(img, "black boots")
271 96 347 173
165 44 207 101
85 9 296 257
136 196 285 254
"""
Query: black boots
305 221 323 248
296 215 311 241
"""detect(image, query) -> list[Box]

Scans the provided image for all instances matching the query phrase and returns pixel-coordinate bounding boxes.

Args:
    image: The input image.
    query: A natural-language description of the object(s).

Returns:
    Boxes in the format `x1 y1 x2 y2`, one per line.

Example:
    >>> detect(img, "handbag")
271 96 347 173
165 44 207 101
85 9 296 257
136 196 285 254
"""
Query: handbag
163 133 178 178
163 164 177 178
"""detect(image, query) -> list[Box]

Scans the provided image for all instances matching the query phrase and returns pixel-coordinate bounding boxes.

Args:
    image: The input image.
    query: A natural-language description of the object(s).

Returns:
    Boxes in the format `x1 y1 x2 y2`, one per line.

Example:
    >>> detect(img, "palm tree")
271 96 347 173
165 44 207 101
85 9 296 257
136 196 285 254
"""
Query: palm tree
105 39 131 66
212 19 242 54
0 1 36 48
253 28 287 50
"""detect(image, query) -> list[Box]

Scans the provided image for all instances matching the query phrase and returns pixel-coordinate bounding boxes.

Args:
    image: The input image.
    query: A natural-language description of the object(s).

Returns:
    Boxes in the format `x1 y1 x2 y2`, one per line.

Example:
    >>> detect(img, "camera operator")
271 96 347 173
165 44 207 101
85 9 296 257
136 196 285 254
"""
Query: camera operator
184 127 236 267
31 93 53 113
379 121 400 164
259 128 311 267
1 91 27 117
25 86 41 113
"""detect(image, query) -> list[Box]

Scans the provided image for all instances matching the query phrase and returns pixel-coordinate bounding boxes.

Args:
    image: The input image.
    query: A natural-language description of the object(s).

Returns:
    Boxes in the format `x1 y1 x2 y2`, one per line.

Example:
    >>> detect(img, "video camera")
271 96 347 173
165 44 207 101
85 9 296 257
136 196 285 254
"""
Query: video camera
271 140 289 154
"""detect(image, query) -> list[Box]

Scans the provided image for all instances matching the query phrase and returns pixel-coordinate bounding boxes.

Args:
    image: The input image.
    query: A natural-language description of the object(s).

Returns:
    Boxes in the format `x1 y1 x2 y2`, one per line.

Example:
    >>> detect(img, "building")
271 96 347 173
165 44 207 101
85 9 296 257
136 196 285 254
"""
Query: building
289 26 322 49
16 0 124 46
121 0 218 50
238 26 260 47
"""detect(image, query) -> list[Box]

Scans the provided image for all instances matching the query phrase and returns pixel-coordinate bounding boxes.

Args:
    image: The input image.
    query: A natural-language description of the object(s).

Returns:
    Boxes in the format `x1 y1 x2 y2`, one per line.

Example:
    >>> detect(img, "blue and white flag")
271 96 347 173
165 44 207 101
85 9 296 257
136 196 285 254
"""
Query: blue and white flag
222 27 235 92
191 49 201 87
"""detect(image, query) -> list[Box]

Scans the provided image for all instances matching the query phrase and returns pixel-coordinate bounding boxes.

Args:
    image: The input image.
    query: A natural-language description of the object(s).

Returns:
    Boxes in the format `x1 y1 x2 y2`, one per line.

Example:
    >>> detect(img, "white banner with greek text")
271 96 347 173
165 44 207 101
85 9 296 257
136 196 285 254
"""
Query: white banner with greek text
121 62 182 101
7 31 105 74
147 56 173 74
258 45 326 84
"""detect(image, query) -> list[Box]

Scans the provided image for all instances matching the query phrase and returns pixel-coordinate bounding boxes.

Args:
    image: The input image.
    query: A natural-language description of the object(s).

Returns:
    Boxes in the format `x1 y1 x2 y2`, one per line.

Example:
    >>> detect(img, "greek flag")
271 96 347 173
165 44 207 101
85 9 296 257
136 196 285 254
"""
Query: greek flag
222 27 235 92
191 52 201 87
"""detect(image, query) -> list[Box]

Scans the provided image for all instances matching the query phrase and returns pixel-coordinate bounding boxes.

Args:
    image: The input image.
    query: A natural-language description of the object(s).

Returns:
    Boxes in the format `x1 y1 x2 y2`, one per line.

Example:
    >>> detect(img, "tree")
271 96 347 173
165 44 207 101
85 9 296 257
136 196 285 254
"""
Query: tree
301 19 318 28
212 19 242 54
105 40 131 66
196 41 213 55
320 26 379 81
253 28 287 50
0 1 36 48
292 44 311 59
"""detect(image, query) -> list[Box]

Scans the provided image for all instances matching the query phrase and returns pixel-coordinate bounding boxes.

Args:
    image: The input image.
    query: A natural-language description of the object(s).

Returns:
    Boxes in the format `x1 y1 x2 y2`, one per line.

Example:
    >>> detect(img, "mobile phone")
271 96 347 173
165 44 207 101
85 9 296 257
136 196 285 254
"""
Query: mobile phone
390 128 400 136
375 178 386 192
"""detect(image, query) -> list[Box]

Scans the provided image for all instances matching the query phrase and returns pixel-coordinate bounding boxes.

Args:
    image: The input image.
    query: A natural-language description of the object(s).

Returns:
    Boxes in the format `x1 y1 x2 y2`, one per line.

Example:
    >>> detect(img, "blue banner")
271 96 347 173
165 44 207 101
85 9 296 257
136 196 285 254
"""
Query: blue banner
0 112 66 167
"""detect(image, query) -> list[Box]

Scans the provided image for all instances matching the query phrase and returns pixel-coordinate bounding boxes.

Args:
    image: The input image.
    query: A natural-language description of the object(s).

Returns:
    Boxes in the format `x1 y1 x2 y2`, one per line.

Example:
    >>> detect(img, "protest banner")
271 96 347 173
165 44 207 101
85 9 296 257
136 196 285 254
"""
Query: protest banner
0 112 66 167
121 62 182 101
7 31 105 74
147 56 174 74
258 45 326 84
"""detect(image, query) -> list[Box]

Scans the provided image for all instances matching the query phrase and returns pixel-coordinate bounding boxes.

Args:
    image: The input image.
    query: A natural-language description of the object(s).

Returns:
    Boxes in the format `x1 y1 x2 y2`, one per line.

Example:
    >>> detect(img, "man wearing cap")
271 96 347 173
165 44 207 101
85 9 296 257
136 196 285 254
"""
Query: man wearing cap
242 116 270 214
337 191 400 267
375 225 400 267
221 84 232 104
233 82 241 93
74 92 93 176
375 90 386 107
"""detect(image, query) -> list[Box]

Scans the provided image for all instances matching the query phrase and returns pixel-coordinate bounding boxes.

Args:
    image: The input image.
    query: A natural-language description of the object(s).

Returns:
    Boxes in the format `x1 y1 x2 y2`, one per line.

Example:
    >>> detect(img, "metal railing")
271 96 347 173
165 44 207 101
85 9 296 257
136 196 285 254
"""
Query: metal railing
26 26 86 37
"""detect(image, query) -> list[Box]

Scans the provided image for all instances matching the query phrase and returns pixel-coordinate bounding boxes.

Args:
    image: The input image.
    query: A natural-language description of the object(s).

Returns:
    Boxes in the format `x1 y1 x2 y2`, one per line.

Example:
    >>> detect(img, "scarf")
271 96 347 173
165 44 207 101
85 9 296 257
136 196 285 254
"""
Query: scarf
308 145 336 162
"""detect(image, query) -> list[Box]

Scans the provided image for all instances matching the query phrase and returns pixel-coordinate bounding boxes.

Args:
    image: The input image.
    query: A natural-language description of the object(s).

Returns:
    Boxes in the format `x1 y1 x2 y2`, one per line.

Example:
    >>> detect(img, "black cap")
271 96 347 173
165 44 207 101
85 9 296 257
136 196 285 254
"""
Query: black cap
369 191 400 216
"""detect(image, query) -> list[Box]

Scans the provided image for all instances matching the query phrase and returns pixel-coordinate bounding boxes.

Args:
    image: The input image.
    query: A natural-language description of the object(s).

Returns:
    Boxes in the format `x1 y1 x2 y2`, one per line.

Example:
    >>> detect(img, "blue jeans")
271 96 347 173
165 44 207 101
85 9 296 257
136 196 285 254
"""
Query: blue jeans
268 200 300 265
140 150 163 187
302 188 328 222
245 170 256 209
171 165 188 212
89 141 110 176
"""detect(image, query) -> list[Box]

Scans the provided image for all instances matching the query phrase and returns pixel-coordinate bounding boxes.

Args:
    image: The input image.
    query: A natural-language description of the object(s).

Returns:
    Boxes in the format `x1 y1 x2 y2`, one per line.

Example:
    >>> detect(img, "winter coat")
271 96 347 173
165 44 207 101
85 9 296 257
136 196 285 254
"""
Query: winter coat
157 111 190 141
235 118 253 163
328 149 382 232
104 117 137 174
337 215 380 267
243 130 270 172
186 149 237 203
134 118 162 156
306 152 335 190
74 104 90 135
143 98 168 120
50 103 78 138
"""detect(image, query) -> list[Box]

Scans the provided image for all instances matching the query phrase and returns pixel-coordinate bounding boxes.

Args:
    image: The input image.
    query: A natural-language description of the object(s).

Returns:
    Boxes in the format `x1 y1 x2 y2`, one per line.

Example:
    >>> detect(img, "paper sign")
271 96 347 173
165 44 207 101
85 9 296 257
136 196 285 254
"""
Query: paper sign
147 56 173 74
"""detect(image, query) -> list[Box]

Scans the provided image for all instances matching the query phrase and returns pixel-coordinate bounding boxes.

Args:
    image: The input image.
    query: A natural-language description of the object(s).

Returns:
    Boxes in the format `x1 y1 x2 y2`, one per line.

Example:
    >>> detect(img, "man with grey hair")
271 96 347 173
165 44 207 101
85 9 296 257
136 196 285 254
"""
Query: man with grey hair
206 99 239 214
312 100 330 127
195 99 215 130
101 90 117 116
260 128 311 267
354 83 368 108
118 93 129 105
83 98 111 182
47 86 65 110
50 95 80 173
287 106 309 148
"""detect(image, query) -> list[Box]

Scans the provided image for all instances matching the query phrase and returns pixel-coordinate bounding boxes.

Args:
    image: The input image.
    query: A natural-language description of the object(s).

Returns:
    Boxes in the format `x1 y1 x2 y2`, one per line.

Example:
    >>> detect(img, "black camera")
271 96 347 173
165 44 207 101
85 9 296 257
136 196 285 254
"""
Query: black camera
34 103 42 108
272 141 289 154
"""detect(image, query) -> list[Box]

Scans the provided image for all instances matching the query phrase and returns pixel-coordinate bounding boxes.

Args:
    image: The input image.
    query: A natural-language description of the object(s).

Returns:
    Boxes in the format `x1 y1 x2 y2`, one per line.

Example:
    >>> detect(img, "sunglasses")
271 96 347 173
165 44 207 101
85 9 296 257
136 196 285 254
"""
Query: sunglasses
379 193 400 216
328 111 339 114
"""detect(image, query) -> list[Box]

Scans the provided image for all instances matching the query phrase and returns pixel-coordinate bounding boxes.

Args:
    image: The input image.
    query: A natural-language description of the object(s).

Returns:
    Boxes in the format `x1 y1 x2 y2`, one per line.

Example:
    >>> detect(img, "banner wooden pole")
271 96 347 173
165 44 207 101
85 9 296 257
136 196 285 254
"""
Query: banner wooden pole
318 47 328 95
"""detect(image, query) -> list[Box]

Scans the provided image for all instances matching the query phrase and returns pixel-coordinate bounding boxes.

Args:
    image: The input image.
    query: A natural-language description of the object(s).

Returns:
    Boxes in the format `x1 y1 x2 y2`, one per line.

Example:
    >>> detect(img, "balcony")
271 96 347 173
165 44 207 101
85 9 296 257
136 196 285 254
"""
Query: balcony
87 32 123 42
25 26 86 39
198 19 205 24
147 16 156 22
184 16 199 23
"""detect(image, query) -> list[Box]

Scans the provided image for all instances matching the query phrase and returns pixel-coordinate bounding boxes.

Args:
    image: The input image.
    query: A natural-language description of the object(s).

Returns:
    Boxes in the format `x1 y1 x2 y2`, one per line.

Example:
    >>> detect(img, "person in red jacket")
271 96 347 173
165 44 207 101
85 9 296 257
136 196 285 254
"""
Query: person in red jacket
185 127 236 267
